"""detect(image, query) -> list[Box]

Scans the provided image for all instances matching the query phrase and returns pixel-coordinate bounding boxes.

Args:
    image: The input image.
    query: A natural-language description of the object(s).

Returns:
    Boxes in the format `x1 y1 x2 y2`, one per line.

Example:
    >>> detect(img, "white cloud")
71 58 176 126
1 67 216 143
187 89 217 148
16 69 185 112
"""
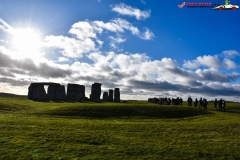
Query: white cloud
109 35 126 49
223 58 237 69
111 3 150 20
58 57 69 62
183 55 221 69
45 35 96 58
44 18 154 58
222 50 239 58
140 27 154 40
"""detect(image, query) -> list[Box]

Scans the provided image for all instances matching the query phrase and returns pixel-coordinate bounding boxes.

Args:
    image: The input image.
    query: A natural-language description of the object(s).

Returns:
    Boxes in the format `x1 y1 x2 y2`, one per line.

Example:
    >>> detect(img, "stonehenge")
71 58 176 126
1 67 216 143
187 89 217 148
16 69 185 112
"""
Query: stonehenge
108 89 113 102
90 83 102 101
67 83 85 101
28 83 66 101
103 92 109 102
27 82 120 102
114 88 120 102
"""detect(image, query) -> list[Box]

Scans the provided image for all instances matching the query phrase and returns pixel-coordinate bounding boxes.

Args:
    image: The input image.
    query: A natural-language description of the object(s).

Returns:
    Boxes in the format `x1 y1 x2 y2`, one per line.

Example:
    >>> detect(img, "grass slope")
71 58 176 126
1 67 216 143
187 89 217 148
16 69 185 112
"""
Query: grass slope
0 97 240 159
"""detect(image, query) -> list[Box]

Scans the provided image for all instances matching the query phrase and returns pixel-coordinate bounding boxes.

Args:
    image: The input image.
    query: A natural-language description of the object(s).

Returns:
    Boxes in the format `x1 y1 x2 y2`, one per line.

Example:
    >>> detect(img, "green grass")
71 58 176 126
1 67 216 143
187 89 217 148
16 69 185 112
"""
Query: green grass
0 97 240 159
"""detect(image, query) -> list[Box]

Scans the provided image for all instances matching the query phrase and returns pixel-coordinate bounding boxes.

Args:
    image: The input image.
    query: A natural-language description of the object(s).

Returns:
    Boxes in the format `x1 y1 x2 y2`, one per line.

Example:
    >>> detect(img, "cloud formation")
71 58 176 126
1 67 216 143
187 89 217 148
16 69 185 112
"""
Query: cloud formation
44 18 154 58
1 49 240 100
111 3 150 20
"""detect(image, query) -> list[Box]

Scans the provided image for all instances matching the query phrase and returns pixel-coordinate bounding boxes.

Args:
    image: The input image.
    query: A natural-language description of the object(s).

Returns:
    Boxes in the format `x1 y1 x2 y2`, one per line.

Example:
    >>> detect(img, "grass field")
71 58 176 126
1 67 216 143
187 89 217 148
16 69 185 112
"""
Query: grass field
0 97 240 160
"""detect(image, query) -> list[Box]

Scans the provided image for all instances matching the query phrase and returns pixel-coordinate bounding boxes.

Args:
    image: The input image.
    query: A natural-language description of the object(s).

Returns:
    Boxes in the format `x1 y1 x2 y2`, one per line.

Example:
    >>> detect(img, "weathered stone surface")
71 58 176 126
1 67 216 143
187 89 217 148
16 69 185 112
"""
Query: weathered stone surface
90 83 101 101
67 83 78 101
67 83 85 101
28 83 47 100
108 89 113 102
56 85 66 101
103 92 108 102
47 84 58 100
77 85 85 101
114 88 120 102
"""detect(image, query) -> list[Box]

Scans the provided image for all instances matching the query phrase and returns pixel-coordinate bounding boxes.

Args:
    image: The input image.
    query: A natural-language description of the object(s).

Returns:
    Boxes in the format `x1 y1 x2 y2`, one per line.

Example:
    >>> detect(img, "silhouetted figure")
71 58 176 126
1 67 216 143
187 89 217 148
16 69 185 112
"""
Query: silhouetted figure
187 97 192 107
168 98 171 105
179 97 183 105
214 98 218 110
222 100 226 111
203 98 208 109
219 99 223 111
176 97 180 106
194 98 198 107
199 98 203 109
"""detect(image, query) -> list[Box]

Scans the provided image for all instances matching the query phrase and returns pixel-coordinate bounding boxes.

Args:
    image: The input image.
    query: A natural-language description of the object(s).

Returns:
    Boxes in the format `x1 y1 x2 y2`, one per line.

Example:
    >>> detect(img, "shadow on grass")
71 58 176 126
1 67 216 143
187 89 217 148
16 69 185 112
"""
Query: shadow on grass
0 104 25 111
41 106 212 119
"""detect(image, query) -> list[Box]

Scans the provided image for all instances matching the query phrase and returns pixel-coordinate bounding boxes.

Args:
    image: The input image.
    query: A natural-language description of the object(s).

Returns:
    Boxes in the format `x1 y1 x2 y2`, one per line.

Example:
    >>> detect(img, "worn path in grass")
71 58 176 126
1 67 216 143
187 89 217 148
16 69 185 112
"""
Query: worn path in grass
0 97 240 159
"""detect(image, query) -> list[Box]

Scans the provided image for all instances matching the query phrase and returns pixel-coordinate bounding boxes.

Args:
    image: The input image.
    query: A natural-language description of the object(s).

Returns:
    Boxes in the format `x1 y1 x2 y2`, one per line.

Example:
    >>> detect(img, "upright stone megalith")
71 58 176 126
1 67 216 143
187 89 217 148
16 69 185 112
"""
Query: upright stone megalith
103 92 109 102
114 88 120 102
28 83 47 100
47 83 58 100
67 83 85 101
67 83 77 101
56 85 66 101
77 85 85 101
108 89 113 102
90 83 101 101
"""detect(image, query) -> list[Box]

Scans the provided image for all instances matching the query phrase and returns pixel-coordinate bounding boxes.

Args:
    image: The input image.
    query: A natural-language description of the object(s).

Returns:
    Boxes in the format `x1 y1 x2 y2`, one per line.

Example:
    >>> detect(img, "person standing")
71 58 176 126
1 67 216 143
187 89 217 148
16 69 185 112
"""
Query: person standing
199 98 203 109
219 99 223 111
194 98 198 107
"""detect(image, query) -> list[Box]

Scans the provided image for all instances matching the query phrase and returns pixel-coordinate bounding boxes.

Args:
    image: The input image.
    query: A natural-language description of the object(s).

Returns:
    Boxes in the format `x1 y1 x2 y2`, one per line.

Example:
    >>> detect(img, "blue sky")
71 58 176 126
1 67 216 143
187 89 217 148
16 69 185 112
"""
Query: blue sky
0 0 240 101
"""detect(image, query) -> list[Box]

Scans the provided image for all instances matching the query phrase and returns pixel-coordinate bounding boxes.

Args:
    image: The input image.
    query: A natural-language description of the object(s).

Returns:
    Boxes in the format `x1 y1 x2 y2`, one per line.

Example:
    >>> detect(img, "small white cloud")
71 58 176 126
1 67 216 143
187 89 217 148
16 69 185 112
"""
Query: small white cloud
109 35 126 49
111 3 150 20
223 58 237 69
140 27 154 40
58 57 69 62
222 50 239 58
183 55 221 69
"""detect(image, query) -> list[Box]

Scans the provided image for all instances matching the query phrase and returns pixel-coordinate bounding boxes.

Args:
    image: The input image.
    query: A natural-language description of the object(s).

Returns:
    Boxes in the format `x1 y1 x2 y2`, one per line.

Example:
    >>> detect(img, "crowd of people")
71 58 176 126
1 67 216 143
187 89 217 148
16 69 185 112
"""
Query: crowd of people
187 97 208 109
148 97 226 111
148 97 183 106
214 98 226 111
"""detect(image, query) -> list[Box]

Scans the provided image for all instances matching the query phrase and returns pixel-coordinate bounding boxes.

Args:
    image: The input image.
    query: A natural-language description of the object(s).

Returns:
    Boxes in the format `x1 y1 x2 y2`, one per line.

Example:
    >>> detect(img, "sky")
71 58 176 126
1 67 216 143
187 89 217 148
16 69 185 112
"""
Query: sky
0 0 240 101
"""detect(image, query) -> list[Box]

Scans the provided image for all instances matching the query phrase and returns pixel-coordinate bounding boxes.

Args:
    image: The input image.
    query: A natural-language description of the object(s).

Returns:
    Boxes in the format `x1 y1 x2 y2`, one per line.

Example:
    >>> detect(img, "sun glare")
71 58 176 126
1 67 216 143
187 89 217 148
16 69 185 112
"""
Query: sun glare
12 28 42 58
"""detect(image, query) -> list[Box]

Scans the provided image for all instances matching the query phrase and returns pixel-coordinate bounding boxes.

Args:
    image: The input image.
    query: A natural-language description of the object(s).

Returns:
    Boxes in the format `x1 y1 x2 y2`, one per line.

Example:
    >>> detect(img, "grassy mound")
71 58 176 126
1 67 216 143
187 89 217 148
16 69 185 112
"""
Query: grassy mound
42 104 211 119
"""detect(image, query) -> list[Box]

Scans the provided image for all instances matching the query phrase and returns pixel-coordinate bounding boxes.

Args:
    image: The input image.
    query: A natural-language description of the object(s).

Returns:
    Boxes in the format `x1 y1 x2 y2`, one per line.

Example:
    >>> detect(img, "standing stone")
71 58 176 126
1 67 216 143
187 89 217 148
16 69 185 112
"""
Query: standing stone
90 83 101 101
114 88 120 102
32 84 47 100
47 84 58 100
67 83 78 101
103 92 109 102
108 89 113 102
77 85 85 101
28 84 33 99
56 85 66 101
67 83 85 101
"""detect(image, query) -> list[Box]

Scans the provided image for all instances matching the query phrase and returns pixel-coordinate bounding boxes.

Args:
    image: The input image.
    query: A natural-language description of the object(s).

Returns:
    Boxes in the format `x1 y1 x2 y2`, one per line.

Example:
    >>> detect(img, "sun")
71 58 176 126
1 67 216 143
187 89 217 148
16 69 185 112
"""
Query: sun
11 28 42 58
